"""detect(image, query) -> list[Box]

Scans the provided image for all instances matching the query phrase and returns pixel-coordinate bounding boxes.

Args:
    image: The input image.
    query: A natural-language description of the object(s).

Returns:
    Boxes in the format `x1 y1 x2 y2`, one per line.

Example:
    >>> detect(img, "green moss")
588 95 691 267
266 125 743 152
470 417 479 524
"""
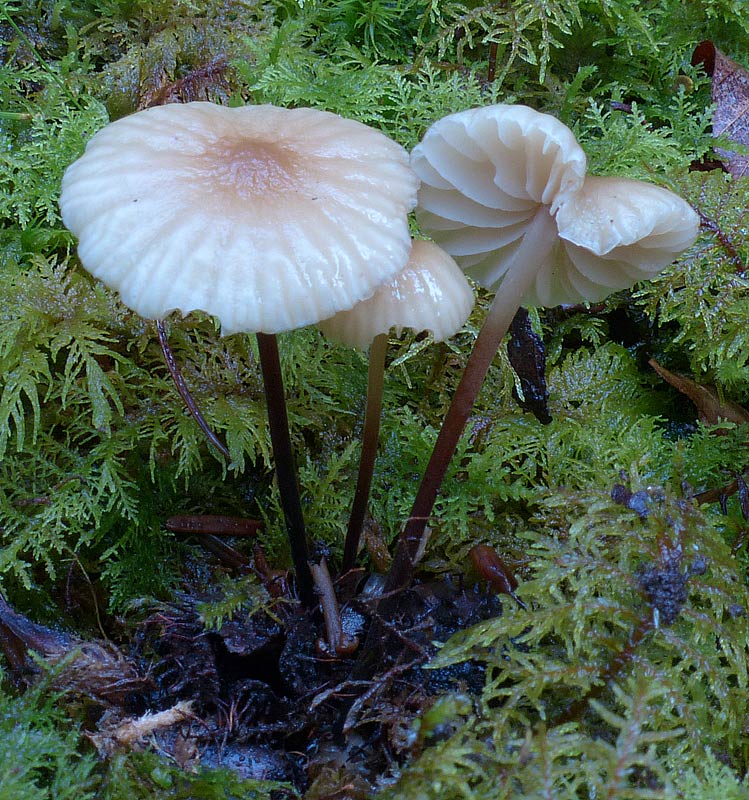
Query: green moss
0 678 96 799
0 675 293 799
385 489 749 798
99 750 293 799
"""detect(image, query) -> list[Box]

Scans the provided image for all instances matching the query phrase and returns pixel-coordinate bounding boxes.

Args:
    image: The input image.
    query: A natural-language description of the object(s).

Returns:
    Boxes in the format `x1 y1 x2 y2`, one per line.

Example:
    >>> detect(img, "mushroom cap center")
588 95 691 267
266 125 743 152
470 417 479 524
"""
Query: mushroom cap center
204 138 303 199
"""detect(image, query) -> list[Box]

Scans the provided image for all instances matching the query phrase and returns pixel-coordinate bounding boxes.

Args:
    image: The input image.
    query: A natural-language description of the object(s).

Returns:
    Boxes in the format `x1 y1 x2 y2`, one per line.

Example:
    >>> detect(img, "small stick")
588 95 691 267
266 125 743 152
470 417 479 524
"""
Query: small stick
165 515 262 537
310 558 358 657
188 535 250 570
156 321 231 460
342 658 423 733
309 679 372 712
694 473 748 505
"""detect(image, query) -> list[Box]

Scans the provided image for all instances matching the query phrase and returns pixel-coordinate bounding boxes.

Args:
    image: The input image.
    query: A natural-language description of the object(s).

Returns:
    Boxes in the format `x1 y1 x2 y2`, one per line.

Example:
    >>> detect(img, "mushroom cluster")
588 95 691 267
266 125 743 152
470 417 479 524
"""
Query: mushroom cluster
59 98 701 607
384 103 701 594
60 100 419 606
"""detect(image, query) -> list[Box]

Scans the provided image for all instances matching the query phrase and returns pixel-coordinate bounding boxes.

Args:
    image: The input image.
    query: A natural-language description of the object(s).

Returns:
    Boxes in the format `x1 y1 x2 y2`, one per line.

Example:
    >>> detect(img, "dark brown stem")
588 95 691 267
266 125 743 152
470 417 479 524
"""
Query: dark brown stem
256 332 315 608
383 209 553 596
156 321 231 460
341 333 388 574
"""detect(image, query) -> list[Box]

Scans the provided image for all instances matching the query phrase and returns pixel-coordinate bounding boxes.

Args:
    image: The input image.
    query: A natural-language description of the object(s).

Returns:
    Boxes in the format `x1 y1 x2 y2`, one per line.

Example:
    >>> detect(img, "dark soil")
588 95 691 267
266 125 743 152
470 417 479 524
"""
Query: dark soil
0 549 505 797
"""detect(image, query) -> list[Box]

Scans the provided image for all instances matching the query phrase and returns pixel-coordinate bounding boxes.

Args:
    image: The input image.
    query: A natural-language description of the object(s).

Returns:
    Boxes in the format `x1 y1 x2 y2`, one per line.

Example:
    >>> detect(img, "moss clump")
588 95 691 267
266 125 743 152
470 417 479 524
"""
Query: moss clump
385 488 749 798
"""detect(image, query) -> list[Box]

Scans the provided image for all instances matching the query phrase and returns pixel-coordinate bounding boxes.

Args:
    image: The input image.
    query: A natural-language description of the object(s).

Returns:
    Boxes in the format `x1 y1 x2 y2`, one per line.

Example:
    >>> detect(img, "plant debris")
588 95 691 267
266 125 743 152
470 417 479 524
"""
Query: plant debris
0 569 503 795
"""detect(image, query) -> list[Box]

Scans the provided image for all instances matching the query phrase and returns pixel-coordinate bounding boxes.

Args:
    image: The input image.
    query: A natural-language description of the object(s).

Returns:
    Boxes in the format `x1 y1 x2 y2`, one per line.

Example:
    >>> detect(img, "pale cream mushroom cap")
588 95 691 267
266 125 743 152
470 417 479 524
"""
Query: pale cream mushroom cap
554 175 701 289
317 240 475 349
60 102 419 335
412 104 699 307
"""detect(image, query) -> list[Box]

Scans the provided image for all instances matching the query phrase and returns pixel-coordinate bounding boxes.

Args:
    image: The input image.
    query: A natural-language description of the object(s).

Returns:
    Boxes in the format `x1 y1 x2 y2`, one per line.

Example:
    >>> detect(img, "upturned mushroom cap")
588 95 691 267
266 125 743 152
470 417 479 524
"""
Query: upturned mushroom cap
412 104 699 306
317 240 475 348
60 102 419 335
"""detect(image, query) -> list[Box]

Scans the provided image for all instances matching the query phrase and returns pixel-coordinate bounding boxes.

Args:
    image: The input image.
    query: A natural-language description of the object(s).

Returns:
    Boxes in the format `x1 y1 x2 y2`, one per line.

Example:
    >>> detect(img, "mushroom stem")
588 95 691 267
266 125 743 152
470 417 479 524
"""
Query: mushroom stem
255 332 315 608
384 208 556 595
156 321 231 460
341 332 388 574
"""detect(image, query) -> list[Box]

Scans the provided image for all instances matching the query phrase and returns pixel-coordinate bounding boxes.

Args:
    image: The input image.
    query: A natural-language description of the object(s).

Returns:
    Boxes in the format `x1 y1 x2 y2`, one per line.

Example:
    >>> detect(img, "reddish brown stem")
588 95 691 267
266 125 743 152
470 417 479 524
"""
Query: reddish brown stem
256 332 315 608
383 208 553 596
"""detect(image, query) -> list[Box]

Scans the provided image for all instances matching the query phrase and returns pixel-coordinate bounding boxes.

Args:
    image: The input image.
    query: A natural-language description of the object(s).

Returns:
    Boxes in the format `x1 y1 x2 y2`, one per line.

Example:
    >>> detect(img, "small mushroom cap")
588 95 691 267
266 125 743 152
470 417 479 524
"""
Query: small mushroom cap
60 102 419 335
317 240 475 349
412 104 699 306
555 175 700 264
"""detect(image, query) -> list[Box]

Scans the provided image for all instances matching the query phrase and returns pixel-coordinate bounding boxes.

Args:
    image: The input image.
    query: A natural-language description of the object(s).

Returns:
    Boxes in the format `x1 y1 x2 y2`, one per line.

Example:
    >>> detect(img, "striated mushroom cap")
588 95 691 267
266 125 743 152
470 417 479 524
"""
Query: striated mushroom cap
318 240 475 349
412 104 699 307
554 176 701 297
60 102 419 335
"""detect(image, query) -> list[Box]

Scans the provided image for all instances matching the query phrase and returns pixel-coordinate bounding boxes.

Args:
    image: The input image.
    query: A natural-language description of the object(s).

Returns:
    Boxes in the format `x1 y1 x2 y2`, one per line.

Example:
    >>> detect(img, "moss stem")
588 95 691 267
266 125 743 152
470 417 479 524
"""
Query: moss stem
157 321 231 460
341 332 388 574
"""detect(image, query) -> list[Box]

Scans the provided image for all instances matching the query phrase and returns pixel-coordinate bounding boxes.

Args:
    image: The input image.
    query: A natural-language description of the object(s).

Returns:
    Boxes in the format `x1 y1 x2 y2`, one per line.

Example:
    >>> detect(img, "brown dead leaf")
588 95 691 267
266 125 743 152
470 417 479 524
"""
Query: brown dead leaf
693 41 749 179
142 56 230 109
650 357 749 428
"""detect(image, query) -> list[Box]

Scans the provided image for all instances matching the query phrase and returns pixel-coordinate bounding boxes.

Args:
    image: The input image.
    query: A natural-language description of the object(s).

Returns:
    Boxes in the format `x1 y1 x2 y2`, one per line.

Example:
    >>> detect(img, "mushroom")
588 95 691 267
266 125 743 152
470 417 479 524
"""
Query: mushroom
59 100 419 607
318 240 475 573
384 103 700 594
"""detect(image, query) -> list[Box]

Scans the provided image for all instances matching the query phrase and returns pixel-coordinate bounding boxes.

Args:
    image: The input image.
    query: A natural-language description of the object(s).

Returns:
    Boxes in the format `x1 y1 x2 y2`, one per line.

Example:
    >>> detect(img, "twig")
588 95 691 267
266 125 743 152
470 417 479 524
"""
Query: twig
309 679 372 712
343 658 424 733
156 321 231 460
310 558 358 657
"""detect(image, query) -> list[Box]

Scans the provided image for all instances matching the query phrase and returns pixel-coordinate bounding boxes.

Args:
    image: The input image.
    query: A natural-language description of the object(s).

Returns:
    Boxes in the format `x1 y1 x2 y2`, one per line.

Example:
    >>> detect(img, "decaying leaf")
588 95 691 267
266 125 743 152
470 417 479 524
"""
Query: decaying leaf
507 308 552 424
649 357 749 427
693 41 749 178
